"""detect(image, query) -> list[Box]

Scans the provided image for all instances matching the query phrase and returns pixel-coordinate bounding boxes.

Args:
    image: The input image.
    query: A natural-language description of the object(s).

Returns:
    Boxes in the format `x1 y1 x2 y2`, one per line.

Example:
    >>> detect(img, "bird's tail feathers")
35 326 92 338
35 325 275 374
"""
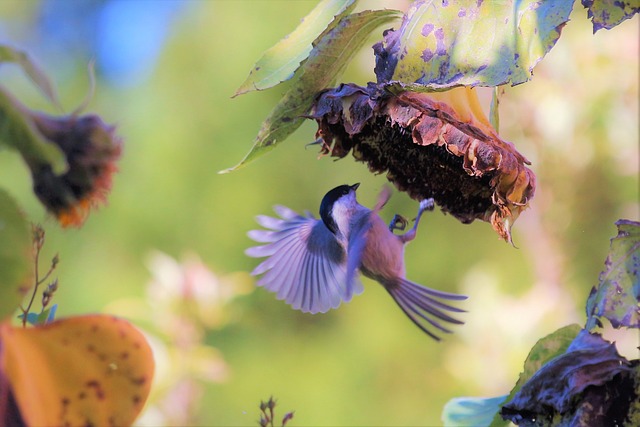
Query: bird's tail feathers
385 278 467 341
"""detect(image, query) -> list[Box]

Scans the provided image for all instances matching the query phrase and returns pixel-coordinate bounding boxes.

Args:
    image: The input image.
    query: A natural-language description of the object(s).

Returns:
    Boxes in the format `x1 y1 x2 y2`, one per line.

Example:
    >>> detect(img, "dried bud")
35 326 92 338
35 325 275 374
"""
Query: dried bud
267 396 276 410
41 279 58 308
282 411 295 425
28 112 122 227
32 224 45 249
310 83 536 242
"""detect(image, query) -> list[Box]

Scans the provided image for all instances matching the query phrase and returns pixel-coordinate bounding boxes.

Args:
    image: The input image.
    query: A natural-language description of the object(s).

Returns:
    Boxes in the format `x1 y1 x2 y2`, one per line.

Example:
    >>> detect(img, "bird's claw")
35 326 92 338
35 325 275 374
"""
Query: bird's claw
389 214 408 232
419 198 435 213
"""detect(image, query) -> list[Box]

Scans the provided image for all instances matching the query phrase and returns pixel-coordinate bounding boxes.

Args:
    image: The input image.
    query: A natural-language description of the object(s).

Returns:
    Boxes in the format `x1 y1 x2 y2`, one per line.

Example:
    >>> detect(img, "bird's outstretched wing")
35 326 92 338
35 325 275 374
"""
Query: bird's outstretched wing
246 205 363 313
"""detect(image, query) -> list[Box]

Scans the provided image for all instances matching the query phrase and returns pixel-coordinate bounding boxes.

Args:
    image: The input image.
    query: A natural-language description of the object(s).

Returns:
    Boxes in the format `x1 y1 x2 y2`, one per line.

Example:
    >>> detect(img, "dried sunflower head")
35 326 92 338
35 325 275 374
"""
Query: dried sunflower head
309 83 535 243
28 112 122 227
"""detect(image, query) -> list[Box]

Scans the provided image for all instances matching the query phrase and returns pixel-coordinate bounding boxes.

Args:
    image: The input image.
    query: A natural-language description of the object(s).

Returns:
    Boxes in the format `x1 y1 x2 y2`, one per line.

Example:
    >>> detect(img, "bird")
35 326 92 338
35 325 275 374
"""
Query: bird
245 183 467 340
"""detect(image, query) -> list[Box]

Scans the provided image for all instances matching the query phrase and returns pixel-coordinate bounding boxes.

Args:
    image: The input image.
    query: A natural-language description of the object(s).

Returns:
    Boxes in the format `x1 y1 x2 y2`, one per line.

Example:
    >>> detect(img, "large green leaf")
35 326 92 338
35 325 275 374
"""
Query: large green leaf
489 324 582 426
234 0 358 96
0 44 60 107
221 9 402 173
0 86 67 174
0 189 32 321
586 219 640 330
376 0 574 89
582 0 639 33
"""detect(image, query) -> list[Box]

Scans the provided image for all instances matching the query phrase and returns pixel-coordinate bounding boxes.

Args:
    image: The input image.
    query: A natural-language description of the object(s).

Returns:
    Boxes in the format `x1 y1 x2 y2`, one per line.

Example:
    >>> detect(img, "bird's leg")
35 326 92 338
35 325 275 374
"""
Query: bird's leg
389 214 408 232
399 198 435 243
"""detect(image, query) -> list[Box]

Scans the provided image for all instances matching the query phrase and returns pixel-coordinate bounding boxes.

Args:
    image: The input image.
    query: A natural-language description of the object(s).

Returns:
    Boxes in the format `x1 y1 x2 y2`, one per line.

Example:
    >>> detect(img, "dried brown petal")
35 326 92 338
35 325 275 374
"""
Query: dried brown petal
28 113 122 227
310 83 535 242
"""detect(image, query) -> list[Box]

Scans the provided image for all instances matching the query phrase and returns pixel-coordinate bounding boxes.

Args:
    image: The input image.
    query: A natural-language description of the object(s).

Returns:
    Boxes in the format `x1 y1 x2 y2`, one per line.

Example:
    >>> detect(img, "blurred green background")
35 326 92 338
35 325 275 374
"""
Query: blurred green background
0 1 637 426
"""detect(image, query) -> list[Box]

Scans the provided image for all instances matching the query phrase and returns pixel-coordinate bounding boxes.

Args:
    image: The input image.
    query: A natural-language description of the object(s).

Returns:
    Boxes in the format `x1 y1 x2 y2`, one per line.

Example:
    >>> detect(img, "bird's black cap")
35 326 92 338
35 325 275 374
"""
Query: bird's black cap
319 183 359 234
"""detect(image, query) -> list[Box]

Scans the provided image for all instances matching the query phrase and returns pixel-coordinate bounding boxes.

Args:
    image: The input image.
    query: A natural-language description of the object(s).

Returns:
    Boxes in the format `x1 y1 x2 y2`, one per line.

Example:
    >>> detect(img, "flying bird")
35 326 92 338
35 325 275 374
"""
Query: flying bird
246 183 466 340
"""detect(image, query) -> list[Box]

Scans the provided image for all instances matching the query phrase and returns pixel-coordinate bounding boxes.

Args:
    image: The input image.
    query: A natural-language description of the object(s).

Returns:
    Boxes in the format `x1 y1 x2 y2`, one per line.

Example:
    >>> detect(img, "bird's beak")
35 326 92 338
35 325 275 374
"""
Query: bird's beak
350 183 360 191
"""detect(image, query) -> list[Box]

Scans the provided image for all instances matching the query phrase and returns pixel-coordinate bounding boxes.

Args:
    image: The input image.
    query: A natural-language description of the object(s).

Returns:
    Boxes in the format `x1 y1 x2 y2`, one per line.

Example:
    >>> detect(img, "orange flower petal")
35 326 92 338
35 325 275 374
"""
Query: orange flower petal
1 315 154 426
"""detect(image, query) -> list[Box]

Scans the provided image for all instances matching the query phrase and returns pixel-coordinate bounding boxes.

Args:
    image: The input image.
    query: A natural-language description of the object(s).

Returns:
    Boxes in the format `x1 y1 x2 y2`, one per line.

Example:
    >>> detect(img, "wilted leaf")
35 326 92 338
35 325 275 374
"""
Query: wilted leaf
0 44 60 107
490 324 581 426
0 315 154 427
582 0 640 32
310 83 535 242
0 87 67 174
586 219 640 330
442 395 507 427
373 0 573 89
500 330 637 426
235 0 357 96
221 9 402 173
0 189 32 322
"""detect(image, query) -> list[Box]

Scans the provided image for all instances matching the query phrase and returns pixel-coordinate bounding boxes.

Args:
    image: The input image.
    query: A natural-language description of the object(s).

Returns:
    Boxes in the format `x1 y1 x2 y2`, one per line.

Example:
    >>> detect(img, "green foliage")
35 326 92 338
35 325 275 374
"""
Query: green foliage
222 8 401 172
583 0 640 32
379 0 573 89
235 0 357 96
0 1 637 425
0 44 60 107
0 188 31 321
0 87 66 174
586 219 640 329
447 219 640 426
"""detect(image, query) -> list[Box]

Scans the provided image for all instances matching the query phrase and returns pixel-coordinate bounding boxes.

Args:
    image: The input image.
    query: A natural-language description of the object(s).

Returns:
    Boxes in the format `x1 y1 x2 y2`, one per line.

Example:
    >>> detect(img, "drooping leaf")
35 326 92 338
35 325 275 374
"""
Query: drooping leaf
0 44 60 107
441 395 508 427
0 189 32 322
374 0 574 89
221 9 402 173
586 219 640 330
234 0 358 96
0 315 154 427
582 0 640 33
0 86 67 174
490 324 581 426
500 330 637 426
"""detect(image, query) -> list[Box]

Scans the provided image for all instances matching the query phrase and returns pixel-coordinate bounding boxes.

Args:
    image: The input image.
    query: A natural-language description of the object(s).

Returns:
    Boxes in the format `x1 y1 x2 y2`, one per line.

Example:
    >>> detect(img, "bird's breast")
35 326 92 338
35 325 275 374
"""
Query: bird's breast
359 217 405 281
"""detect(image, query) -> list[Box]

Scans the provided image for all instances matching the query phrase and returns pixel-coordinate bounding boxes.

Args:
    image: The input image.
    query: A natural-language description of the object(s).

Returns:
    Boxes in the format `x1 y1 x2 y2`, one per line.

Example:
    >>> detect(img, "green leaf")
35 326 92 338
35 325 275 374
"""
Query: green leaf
0 189 33 321
0 44 60 107
221 9 402 173
0 86 67 174
582 0 639 33
490 324 582 426
442 395 507 427
586 219 640 330
235 0 358 96
377 0 574 89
